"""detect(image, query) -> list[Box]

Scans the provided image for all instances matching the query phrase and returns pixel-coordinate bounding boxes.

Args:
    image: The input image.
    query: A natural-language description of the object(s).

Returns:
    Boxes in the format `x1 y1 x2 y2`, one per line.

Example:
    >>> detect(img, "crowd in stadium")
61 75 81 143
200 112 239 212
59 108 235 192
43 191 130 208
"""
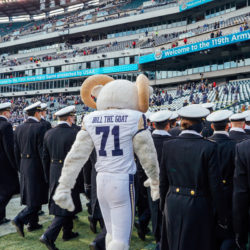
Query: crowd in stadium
1 74 250 250
1 0 250 249
1 10 249 74
0 0 172 43
0 94 85 125
0 78 245 127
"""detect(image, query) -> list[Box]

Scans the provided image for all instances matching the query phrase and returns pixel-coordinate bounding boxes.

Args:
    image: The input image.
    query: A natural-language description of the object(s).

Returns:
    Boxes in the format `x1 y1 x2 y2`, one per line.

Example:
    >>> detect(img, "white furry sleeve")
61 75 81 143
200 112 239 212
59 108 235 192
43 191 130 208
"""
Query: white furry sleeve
59 129 94 189
133 130 159 182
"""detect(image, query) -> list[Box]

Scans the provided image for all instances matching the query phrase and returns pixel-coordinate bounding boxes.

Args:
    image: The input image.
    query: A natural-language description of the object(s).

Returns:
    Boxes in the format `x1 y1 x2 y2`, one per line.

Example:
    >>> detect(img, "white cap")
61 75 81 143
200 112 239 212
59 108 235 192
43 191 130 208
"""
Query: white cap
41 103 48 110
55 105 76 117
230 112 248 121
202 103 215 109
24 101 42 112
145 111 152 120
170 111 178 120
243 110 250 121
177 105 210 119
206 110 233 122
150 110 172 123
0 102 11 111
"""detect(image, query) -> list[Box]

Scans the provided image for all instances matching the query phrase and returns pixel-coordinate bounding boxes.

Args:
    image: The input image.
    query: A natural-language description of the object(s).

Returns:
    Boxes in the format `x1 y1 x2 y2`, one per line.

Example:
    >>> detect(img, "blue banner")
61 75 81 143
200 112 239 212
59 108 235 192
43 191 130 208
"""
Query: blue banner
0 64 138 85
139 30 250 64
179 0 213 12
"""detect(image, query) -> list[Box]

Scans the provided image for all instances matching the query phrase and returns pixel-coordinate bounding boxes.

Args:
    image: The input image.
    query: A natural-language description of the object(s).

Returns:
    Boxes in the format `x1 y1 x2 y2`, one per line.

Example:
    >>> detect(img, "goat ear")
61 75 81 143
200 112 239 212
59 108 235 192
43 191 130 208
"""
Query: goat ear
91 85 103 98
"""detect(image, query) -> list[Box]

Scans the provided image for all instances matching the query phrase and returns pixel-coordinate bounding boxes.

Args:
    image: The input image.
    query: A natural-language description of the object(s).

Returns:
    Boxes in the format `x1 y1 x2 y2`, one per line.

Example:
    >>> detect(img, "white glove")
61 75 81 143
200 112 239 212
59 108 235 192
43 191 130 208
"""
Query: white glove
144 178 160 201
53 184 75 212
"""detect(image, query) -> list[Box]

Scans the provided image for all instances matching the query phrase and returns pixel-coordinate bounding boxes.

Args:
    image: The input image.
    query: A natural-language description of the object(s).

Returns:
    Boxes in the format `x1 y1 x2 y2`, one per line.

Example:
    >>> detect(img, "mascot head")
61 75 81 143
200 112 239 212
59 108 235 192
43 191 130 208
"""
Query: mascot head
80 74 152 113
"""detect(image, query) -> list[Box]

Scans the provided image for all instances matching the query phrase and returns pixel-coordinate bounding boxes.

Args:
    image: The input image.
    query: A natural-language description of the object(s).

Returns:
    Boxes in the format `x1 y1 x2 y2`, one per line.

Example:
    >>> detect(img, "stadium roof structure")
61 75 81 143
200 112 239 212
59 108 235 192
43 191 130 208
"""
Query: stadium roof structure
0 0 96 20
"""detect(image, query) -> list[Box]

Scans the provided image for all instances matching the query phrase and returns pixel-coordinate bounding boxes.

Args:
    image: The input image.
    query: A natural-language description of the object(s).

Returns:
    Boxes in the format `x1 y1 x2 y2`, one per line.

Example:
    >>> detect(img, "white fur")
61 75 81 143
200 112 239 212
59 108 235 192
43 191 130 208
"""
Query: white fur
53 184 75 211
105 233 112 249
144 178 160 201
107 241 129 250
92 85 103 98
96 80 139 111
53 130 94 211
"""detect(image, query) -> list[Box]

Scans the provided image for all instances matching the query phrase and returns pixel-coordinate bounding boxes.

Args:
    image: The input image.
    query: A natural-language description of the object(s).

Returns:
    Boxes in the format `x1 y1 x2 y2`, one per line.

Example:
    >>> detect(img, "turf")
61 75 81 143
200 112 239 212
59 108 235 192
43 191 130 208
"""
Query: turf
0 211 156 250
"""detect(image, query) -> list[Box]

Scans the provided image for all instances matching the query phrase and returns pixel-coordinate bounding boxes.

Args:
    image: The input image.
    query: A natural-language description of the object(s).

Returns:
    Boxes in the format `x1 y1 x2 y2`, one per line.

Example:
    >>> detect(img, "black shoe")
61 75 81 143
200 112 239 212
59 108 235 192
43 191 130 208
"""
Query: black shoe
89 241 97 250
62 231 79 241
155 242 160 250
27 223 43 232
134 221 150 241
12 218 24 237
38 210 45 216
73 215 78 220
88 216 97 234
0 218 10 225
40 235 59 250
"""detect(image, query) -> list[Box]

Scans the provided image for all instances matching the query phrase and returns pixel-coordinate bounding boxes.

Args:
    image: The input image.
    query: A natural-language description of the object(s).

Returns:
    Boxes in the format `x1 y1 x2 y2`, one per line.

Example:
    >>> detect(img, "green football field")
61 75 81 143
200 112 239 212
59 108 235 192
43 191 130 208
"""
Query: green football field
0 210 156 250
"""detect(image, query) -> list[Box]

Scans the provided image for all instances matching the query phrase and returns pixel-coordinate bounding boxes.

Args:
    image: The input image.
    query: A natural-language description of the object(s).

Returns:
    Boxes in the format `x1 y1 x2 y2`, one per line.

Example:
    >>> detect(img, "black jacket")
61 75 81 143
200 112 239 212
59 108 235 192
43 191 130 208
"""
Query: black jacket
229 130 250 143
43 123 82 216
14 118 48 206
0 117 19 197
169 126 181 137
244 129 250 135
209 133 237 238
41 118 52 131
233 139 250 244
160 133 226 250
152 133 173 162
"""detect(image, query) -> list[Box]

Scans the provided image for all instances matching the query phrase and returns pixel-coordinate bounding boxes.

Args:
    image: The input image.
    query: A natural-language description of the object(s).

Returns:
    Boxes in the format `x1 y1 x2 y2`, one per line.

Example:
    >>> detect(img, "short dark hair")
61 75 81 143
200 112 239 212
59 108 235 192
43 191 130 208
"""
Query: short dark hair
170 119 176 128
246 121 250 126
59 116 69 121
155 120 169 130
212 121 228 131
181 118 201 130
27 110 37 116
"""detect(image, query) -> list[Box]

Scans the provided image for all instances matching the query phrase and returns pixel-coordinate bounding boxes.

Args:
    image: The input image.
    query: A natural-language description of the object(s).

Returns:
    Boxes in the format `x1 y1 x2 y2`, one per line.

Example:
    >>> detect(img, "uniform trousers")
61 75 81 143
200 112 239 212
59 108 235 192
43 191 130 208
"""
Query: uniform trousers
16 206 40 226
135 176 150 232
44 216 73 242
0 194 12 220
97 172 135 246
147 188 161 243
220 239 236 250
93 226 107 250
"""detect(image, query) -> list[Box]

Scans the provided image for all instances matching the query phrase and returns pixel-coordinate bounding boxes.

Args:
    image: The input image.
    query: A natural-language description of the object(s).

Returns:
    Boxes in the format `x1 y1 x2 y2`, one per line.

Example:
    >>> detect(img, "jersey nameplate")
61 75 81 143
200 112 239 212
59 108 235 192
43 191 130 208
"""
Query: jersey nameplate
92 115 128 124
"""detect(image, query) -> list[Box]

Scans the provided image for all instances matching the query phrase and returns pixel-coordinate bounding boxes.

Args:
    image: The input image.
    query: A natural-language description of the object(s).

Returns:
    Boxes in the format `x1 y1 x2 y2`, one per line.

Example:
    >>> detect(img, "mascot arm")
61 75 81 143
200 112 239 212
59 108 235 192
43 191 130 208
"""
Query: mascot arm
53 129 94 211
133 129 160 201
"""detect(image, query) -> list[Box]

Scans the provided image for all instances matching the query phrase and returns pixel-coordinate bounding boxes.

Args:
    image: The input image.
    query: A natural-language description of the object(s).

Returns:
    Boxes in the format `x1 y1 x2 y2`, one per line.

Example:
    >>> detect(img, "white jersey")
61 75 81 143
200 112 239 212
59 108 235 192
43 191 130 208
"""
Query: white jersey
83 109 146 174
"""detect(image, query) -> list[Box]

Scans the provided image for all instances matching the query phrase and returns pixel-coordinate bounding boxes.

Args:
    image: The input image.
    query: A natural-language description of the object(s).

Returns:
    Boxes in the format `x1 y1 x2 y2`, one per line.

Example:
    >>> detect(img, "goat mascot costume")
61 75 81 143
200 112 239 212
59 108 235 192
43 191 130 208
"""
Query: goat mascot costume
53 74 160 250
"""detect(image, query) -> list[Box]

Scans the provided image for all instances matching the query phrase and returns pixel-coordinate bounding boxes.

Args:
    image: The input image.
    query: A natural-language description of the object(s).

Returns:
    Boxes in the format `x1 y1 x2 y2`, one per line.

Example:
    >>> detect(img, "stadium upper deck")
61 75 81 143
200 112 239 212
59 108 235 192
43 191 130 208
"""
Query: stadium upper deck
0 0 250 101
